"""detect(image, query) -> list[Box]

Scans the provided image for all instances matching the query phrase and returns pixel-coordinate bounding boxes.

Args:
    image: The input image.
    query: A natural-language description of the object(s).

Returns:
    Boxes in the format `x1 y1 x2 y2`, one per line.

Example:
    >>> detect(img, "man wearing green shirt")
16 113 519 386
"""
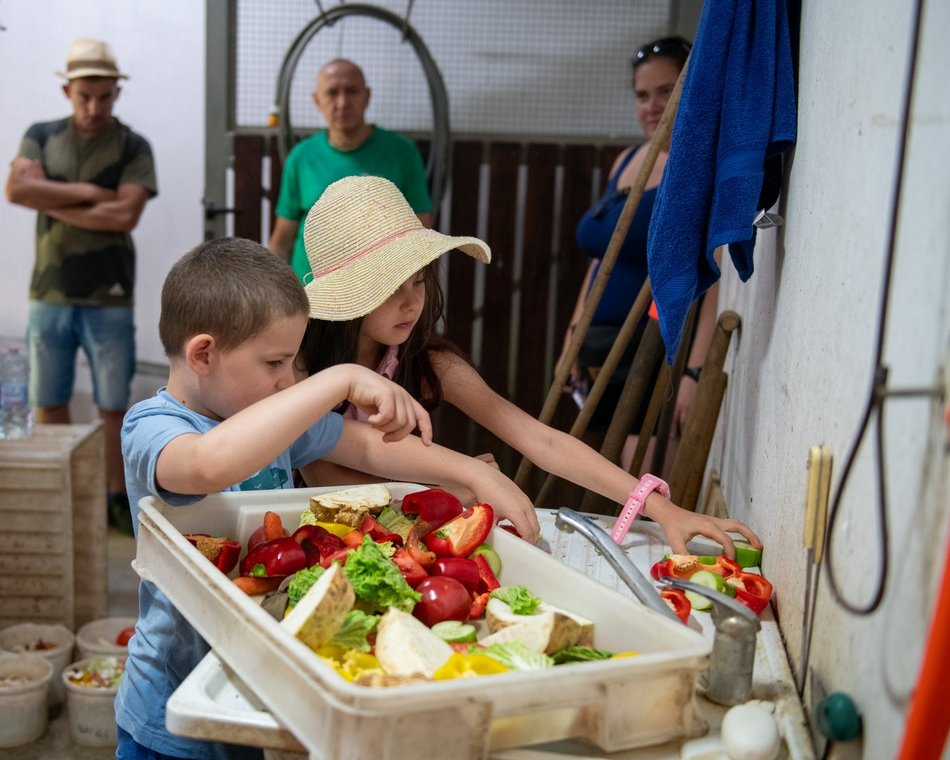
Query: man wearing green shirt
268 59 433 282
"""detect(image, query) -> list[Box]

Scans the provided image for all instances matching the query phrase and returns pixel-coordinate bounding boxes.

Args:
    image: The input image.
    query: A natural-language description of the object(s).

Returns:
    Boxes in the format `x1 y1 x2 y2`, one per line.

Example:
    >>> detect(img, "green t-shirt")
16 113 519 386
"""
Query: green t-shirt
274 126 432 281
18 116 157 307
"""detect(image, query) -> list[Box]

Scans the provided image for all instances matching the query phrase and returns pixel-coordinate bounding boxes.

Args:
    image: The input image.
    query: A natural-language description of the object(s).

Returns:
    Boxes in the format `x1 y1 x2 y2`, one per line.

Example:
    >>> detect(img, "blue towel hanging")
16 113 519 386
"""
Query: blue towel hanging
646 0 797 362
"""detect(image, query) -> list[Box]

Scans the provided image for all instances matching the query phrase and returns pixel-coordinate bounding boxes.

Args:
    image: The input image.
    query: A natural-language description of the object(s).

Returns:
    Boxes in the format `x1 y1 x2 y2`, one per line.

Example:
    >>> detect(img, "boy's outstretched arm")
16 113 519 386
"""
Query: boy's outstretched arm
323 420 541 543
155 364 430 496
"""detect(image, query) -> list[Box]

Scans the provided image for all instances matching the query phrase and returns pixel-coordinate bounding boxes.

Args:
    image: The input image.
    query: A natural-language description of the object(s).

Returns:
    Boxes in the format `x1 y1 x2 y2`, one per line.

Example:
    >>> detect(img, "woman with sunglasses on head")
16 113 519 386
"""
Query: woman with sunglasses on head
295 175 761 558
555 36 714 474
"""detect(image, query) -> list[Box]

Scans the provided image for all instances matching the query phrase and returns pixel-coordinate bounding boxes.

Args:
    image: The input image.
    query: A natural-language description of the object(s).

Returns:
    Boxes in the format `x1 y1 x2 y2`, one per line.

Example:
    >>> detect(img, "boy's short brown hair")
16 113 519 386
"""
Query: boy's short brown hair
159 237 308 356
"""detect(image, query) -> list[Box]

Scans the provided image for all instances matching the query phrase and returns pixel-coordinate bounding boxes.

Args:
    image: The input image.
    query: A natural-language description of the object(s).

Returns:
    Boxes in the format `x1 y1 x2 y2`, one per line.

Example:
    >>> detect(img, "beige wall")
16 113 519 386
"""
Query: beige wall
710 0 949 756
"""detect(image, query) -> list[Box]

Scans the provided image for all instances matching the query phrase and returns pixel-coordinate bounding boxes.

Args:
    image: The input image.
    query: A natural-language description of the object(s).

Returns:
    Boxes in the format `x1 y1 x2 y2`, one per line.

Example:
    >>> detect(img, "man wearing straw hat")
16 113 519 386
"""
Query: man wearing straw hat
268 58 432 283
5 37 157 534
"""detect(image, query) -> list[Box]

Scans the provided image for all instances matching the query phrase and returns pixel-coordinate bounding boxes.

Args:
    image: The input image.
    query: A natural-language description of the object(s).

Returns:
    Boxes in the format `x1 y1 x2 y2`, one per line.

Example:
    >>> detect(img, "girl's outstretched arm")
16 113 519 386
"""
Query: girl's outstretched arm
433 351 761 556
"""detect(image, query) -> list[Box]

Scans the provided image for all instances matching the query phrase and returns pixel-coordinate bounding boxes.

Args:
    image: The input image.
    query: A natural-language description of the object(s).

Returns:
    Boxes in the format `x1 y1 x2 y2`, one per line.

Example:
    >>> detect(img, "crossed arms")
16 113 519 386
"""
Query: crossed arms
6 156 148 232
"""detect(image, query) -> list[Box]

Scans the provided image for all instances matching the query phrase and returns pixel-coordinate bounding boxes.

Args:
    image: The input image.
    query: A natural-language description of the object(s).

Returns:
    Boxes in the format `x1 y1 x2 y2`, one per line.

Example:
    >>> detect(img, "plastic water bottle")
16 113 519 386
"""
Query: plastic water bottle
1 347 32 439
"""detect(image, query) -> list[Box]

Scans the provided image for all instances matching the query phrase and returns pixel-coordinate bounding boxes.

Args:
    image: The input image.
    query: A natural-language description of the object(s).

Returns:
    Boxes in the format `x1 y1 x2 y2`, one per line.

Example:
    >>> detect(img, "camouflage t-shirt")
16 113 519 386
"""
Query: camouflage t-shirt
18 117 158 306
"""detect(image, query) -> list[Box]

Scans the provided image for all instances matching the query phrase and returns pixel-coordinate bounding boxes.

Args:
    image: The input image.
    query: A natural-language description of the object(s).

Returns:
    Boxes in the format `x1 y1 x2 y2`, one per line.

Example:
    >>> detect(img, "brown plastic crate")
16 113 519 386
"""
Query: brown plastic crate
0 423 107 630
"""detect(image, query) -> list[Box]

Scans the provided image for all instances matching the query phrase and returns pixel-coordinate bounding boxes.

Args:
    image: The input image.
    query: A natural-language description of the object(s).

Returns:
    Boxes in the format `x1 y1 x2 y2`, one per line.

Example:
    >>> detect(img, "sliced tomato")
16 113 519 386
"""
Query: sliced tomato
391 548 429 588
423 504 495 559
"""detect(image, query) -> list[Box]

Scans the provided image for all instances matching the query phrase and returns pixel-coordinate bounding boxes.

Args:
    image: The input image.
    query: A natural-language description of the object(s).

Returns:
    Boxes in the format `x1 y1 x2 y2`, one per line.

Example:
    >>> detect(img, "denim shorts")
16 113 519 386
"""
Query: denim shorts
116 724 264 760
27 301 135 411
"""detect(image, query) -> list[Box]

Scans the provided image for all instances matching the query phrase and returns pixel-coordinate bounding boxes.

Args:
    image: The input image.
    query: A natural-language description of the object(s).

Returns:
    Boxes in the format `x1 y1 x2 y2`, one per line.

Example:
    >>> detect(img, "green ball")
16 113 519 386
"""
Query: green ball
815 691 862 741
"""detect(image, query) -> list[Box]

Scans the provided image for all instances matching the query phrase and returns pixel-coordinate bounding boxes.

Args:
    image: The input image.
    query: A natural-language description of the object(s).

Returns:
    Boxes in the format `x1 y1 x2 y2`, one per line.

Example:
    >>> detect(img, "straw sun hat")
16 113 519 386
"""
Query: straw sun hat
303 176 490 320
56 38 128 81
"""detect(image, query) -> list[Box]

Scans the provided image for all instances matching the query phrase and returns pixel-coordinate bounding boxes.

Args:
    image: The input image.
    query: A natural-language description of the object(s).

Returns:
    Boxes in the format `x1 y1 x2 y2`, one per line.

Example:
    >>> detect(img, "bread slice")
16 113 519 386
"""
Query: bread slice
280 563 354 651
308 484 392 527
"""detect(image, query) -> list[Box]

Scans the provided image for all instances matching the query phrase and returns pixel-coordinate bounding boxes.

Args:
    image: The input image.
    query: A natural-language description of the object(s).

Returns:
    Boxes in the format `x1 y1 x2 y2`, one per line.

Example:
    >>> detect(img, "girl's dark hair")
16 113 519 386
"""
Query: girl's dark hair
631 35 692 72
298 261 465 412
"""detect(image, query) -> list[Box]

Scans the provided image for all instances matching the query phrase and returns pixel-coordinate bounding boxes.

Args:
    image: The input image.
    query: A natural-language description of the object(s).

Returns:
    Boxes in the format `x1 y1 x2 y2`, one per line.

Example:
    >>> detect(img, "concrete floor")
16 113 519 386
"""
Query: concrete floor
0 527 138 760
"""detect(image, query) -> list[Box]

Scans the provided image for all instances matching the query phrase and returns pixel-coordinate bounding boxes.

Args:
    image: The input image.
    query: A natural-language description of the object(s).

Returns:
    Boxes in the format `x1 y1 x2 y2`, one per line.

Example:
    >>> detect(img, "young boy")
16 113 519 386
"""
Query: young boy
115 238 539 760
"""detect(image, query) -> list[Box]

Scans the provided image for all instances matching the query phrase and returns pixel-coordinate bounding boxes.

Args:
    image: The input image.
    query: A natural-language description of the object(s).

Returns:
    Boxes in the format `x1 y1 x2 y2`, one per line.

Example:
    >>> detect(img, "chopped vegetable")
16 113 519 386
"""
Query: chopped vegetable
280 564 355 651
431 620 478 644
423 504 494 559
480 640 555 671
660 588 692 623
376 506 415 541
329 610 378 652
490 585 541 615
400 488 463 529
343 535 421 614
240 536 309 577
64 656 125 689
550 646 615 664
287 566 325 608
469 543 502 576
183 534 241 574
374 608 453 678
433 652 507 680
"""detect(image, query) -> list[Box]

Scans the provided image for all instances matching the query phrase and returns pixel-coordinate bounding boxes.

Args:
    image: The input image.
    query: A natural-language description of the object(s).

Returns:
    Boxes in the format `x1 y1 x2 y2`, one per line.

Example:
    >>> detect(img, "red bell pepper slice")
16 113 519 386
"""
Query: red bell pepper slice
400 488 463 529
423 504 495 559
407 520 437 566
469 591 490 619
471 552 500 594
184 534 241 574
391 548 429 588
660 588 691 624
650 554 741 582
730 571 773 614
341 529 366 548
291 524 345 564
239 536 308 577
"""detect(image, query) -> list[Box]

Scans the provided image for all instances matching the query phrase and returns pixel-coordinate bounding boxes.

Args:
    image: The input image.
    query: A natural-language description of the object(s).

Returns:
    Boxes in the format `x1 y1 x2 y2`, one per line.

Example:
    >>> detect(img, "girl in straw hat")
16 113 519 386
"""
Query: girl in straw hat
295 176 761 558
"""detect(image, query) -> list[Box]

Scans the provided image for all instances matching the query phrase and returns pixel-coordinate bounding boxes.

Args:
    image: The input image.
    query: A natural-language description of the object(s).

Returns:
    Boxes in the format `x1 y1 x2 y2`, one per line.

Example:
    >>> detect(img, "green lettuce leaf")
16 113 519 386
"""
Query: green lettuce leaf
490 585 541 615
286 566 325 608
329 610 379 652
480 640 554 671
550 646 614 664
344 535 421 613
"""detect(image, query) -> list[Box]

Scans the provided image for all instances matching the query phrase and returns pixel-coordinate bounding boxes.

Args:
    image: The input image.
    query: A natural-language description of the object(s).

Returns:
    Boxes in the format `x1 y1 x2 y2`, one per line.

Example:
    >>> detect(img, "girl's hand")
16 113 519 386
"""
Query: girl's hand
645 494 762 559
474 466 540 544
340 364 433 445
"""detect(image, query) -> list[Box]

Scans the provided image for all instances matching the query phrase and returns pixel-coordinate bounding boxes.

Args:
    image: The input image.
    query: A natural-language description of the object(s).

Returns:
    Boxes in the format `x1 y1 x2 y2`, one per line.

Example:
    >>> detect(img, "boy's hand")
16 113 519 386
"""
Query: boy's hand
646 494 762 558
342 364 433 445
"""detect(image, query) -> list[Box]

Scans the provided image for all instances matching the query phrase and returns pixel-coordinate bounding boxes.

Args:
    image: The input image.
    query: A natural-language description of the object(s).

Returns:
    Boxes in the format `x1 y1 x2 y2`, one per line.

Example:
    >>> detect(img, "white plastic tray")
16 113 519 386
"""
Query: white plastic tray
136 485 711 759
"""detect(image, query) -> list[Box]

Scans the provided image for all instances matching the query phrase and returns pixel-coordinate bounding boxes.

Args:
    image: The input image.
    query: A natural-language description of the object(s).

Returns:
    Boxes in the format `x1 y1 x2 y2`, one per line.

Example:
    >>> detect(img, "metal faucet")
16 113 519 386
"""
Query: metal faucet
554 508 680 623
662 576 761 706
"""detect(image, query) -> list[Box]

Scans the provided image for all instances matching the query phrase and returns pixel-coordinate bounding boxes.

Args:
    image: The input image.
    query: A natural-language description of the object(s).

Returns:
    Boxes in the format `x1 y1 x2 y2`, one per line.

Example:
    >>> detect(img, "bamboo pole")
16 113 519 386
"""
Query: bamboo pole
515 56 690 496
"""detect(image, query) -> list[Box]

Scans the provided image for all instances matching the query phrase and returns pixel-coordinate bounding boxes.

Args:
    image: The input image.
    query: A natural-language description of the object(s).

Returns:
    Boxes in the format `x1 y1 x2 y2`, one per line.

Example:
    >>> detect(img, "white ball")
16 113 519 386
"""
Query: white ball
720 702 781 760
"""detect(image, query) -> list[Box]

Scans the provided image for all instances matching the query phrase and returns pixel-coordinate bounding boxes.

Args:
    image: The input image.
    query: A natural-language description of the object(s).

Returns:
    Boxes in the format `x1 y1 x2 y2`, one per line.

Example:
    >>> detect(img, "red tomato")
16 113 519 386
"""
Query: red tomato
429 557 480 593
115 626 135 646
412 576 472 627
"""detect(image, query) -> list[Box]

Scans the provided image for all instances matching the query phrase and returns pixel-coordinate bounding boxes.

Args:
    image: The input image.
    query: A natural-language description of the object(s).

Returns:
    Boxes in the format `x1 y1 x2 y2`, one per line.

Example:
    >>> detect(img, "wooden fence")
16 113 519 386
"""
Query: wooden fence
231 134 626 505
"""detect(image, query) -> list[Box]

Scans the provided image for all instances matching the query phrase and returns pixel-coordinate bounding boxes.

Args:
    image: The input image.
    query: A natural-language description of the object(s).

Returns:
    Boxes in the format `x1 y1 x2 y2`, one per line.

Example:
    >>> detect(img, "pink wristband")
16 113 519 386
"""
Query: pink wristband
610 474 670 544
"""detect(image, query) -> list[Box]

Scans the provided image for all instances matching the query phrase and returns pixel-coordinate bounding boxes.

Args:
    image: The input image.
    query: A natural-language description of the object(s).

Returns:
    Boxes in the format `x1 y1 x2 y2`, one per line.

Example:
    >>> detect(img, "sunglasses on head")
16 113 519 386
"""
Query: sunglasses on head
632 37 692 66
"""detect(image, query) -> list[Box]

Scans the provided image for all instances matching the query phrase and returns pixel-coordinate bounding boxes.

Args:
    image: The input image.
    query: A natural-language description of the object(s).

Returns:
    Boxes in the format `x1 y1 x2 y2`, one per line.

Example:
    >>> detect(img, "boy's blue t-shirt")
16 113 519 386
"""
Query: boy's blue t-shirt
115 389 343 760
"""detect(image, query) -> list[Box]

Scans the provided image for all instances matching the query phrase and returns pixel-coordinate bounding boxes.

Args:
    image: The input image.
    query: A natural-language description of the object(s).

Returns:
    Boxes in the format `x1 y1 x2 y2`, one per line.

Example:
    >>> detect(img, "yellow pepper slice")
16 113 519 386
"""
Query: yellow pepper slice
316 521 358 539
433 652 508 680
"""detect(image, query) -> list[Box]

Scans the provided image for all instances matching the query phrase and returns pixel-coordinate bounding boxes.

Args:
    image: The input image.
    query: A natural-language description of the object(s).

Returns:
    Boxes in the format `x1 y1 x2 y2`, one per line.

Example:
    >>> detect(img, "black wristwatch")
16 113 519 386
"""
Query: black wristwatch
683 366 702 382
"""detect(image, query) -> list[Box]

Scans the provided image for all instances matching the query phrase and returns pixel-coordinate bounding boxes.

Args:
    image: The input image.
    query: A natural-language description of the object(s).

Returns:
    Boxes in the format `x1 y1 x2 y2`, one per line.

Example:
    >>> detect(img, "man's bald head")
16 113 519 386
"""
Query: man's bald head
312 59 372 147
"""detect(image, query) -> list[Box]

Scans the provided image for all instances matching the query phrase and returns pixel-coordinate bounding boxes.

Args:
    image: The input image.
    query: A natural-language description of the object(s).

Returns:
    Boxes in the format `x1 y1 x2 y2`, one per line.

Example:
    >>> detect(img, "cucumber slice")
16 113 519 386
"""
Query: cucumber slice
689 570 725 593
431 620 478 643
684 590 713 611
734 542 763 568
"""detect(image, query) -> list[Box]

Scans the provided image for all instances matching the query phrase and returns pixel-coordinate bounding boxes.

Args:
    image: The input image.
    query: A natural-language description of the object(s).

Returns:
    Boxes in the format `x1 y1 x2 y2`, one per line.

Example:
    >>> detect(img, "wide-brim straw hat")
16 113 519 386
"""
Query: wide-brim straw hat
56 38 128 81
303 176 490 320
